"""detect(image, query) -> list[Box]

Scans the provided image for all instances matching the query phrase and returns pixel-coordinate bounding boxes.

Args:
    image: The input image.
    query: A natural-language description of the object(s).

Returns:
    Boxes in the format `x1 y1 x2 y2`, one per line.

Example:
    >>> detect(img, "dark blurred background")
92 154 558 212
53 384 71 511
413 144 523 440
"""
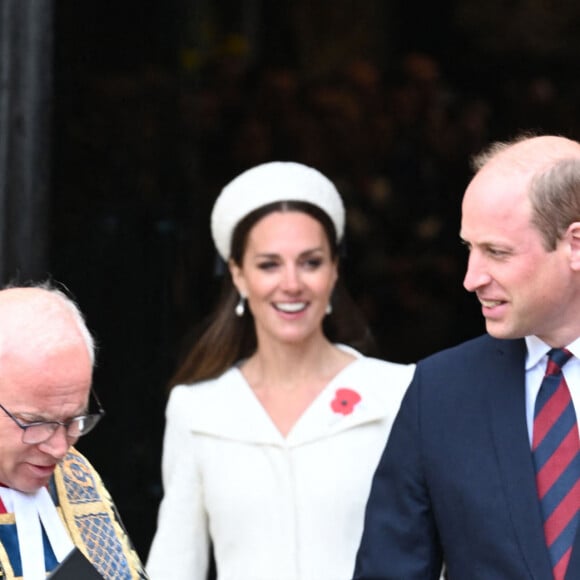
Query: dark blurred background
4 0 580 561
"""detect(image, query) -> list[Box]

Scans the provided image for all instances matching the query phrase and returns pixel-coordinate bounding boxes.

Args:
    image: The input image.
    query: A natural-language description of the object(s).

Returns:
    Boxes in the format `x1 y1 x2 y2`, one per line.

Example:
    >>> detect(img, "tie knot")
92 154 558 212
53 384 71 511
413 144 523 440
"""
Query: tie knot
546 348 573 375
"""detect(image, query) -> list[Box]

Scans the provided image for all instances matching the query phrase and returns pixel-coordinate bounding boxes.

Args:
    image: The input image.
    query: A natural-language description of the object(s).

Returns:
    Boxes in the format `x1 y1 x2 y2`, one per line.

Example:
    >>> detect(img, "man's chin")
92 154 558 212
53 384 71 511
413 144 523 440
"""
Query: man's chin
485 320 518 340
13 465 56 493
10 483 41 494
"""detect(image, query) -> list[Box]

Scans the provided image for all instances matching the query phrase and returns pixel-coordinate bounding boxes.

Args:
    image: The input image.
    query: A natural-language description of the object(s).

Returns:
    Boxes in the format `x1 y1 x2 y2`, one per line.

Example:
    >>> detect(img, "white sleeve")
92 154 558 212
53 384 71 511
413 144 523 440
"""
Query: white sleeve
146 388 210 580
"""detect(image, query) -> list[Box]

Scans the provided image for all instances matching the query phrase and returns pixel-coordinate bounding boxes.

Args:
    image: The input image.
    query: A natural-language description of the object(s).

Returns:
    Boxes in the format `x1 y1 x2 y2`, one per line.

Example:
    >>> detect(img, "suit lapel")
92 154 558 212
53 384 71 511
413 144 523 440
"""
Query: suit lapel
485 338 553 579
567 534 580 578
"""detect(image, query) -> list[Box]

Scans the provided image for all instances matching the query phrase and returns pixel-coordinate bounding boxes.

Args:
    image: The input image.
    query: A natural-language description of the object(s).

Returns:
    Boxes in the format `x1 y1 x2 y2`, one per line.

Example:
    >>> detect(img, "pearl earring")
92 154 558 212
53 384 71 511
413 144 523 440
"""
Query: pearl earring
235 295 246 317
325 302 332 315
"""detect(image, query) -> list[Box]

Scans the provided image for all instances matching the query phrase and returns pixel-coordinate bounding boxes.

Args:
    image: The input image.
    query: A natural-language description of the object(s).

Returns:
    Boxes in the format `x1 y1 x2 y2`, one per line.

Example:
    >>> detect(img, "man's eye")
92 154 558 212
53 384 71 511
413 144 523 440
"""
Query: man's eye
18 418 44 427
488 248 508 258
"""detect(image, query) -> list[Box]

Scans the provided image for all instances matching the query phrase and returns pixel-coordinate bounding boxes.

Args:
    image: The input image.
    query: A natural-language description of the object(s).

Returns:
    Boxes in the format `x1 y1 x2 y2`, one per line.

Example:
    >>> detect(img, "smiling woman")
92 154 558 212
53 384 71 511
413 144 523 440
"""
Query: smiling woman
146 161 416 580
170 163 375 384
230 211 338 349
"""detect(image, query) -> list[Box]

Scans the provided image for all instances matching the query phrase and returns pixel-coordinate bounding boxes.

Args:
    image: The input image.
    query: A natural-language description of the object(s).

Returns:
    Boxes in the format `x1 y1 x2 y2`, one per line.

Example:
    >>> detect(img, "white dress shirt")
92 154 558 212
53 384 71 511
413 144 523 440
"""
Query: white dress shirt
525 335 580 446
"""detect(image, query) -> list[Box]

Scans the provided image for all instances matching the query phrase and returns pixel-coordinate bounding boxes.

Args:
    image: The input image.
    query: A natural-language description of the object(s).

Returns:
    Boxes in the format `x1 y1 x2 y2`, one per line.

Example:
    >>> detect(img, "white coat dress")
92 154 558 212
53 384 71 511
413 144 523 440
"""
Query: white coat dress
147 346 414 580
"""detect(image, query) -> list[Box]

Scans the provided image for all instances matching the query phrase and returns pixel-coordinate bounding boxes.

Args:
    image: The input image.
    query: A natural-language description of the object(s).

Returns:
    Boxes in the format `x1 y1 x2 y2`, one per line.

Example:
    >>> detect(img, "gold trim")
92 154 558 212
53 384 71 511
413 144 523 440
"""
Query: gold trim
54 448 145 579
0 541 15 580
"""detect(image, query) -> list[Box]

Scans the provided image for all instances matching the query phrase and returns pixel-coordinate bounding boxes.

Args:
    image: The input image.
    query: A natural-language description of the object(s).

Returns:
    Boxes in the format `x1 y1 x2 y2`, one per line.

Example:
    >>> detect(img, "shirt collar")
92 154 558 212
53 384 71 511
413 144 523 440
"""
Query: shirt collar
525 335 580 370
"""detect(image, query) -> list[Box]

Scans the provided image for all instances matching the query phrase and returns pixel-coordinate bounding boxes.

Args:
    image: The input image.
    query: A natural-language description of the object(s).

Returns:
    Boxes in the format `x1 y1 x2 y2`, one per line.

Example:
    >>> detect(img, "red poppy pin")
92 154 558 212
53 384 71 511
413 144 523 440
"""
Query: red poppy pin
330 388 361 415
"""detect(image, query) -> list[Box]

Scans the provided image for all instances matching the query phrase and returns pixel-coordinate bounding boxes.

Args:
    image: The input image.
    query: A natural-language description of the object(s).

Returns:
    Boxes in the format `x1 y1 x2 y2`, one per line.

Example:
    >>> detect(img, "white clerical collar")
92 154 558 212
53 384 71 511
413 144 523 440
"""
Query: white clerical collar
0 486 74 580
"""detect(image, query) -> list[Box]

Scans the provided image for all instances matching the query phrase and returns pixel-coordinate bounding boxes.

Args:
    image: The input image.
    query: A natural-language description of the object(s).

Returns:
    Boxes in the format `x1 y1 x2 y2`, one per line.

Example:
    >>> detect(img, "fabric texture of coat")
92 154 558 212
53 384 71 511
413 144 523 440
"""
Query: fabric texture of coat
147 346 414 580
354 333 580 580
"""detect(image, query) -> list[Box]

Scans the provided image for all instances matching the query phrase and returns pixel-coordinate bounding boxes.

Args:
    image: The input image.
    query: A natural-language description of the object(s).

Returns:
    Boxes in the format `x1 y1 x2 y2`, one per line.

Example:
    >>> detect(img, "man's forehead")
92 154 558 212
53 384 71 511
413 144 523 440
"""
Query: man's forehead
487 136 580 172
0 290 70 331
0 302 86 372
0 287 59 310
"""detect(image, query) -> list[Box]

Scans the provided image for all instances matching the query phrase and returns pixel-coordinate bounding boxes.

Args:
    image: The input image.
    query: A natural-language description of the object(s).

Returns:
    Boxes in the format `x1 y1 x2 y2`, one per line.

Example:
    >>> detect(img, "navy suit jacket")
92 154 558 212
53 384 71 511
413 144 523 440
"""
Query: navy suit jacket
354 334 580 579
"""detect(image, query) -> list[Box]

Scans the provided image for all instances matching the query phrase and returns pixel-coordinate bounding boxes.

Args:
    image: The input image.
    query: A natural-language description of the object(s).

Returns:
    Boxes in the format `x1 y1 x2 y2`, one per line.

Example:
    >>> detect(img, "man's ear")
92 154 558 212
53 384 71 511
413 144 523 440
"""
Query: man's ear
567 222 580 271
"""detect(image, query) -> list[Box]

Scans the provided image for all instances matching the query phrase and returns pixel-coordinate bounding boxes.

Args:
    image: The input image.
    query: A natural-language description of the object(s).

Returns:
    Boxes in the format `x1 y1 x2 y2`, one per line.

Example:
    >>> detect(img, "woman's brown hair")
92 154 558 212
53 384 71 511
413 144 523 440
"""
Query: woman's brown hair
169 201 376 388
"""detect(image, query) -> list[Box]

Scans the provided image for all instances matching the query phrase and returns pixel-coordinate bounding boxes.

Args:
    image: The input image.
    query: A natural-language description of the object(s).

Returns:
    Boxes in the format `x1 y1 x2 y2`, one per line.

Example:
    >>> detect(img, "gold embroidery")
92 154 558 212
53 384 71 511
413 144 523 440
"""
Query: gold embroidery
54 448 146 579
0 448 146 579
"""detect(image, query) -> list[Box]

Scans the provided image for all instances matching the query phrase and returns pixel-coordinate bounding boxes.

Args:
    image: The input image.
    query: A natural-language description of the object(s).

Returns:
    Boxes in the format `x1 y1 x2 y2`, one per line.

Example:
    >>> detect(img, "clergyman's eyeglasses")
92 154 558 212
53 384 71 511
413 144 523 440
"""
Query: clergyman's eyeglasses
0 390 105 445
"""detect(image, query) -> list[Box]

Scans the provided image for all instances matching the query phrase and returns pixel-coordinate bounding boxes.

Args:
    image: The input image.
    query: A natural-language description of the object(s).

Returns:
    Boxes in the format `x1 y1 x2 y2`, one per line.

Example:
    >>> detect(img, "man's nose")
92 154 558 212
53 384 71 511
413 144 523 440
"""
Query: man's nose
38 425 72 459
463 252 491 292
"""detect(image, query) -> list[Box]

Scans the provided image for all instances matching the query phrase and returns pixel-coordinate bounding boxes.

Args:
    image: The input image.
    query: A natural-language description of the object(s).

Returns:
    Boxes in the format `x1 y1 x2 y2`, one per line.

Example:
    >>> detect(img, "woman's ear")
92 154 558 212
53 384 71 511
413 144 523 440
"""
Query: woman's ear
229 259 246 296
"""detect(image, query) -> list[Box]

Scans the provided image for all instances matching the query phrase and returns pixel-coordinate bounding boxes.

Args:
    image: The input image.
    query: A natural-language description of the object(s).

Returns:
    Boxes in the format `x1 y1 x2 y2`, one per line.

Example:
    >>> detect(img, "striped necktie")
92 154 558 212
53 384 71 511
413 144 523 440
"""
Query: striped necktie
532 348 580 580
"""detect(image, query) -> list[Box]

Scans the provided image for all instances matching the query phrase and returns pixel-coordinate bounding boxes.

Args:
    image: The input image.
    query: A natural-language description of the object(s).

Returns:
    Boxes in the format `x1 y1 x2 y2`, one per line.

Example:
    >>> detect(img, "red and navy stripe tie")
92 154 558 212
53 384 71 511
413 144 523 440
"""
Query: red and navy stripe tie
533 348 580 580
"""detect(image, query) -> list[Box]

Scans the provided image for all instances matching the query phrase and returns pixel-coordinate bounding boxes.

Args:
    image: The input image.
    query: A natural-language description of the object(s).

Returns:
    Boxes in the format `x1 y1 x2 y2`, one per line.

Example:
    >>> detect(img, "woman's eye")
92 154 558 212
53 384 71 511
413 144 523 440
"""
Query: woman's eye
257 261 278 270
303 257 323 269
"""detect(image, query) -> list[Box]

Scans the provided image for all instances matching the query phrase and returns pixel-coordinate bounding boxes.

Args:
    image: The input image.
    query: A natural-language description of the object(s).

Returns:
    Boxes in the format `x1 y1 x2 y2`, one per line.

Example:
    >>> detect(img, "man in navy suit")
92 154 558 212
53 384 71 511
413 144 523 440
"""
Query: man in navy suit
353 134 580 579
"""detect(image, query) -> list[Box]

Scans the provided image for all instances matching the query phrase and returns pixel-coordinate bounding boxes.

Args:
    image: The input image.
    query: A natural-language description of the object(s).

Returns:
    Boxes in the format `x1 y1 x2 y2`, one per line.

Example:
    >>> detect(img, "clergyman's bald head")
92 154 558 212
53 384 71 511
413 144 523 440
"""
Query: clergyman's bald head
0 286 95 366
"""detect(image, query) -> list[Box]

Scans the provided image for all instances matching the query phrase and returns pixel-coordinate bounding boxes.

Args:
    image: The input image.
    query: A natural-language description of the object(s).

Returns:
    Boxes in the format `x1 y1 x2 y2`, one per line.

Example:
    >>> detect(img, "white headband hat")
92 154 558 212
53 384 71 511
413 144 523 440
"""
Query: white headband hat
211 161 345 260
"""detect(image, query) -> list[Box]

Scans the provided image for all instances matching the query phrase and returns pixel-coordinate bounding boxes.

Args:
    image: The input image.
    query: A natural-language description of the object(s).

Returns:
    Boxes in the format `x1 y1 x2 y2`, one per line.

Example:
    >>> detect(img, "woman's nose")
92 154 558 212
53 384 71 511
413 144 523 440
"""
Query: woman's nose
280 266 301 291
